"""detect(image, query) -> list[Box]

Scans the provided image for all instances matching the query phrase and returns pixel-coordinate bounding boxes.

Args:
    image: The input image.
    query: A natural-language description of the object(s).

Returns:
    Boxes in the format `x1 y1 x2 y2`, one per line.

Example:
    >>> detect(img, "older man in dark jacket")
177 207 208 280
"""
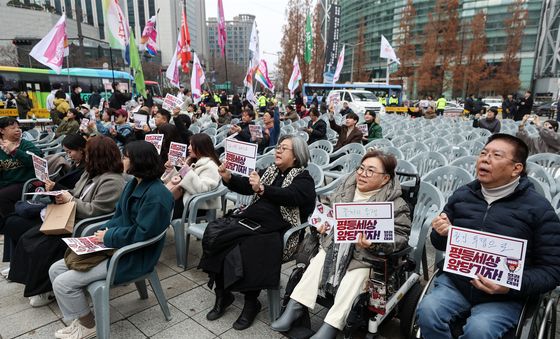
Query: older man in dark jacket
417 133 560 338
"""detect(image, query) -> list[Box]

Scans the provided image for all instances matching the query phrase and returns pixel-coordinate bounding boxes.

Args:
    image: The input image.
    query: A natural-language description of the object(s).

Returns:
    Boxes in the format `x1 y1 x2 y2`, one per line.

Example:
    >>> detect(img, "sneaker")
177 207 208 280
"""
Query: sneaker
59 320 96 339
55 319 79 338
0 266 9 278
29 292 55 307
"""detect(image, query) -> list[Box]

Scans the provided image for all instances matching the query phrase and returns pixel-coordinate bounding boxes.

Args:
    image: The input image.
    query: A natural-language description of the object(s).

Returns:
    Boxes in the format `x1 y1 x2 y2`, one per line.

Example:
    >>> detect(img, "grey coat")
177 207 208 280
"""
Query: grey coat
70 171 126 219
517 126 560 155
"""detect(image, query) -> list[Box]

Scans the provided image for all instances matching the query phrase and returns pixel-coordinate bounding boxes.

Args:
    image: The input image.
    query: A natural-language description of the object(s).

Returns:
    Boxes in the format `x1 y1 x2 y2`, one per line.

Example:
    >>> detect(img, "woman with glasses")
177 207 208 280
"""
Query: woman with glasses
516 114 560 155
271 150 411 339
199 135 316 331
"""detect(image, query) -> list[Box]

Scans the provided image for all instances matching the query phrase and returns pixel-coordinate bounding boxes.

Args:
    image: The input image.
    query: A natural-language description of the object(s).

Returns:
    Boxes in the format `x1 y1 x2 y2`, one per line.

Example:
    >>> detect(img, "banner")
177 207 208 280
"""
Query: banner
145 134 163 154
444 226 527 290
248 21 260 68
140 16 158 56
102 0 129 50
305 13 313 64
224 139 258 177
165 36 181 88
217 0 227 57
29 14 68 74
133 113 148 129
358 124 368 136
333 202 395 243
168 142 188 167
332 44 345 84
288 56 302 98
324 4 341 77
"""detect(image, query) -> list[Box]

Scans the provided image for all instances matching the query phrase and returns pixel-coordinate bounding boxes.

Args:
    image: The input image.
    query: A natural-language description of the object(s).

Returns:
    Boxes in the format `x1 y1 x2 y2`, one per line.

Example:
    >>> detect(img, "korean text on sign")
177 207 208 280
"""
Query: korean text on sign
443 226 527 290
224 139 257 177
162 94 184 111
27 151 49 182
333 202 395 244
168 142 188 167
145 134 164 154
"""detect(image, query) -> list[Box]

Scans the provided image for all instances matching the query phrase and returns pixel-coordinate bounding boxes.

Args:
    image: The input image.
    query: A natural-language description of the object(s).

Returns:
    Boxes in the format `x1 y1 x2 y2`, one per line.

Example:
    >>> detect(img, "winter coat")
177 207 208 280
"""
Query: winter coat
0 139 42 188
517 126 560 155
16 94 32 118
516 95 534 120
473 117 501 134
431 177 560 304
307 119 327 145
364 121 383 142
54 98 70 114
54 118 79 138
329 120 364 151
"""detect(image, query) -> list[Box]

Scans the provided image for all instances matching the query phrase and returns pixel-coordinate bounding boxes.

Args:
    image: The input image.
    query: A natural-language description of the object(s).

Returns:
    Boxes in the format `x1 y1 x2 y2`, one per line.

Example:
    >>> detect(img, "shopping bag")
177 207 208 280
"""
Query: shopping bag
39 201 76 235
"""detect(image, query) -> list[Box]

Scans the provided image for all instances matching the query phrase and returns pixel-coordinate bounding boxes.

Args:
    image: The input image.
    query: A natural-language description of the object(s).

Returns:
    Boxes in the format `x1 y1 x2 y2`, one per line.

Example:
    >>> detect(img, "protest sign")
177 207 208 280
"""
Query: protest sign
443 226 527 290
162 93 184 111
358 124 368 136
63 236 114 255
27 151 49 182
168 142 188 167
133 113 148 129
224 138 258 177
145 134 164 154
327 91 340 106
308 201 336 234
79 118 90 132
249 125 263 139
333 202 395 243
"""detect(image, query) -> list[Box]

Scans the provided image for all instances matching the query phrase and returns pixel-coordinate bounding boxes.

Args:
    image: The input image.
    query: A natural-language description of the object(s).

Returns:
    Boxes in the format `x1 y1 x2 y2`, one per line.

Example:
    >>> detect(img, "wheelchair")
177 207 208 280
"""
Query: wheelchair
408 269 559 339
280 172 427 339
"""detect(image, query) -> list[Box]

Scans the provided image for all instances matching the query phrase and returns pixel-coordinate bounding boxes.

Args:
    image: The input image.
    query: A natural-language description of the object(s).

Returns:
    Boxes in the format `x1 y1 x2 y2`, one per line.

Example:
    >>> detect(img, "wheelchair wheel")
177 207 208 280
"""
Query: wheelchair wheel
398 281 423 338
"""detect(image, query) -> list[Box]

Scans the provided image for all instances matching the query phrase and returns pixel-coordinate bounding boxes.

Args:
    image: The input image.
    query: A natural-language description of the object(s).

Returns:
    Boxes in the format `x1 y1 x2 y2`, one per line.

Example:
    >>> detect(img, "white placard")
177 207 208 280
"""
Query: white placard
443 226 527 290
145 134 164 154
27 151 49 182
162 93 184 111
249 124 263 139
358 124 368 136
63 236 114 255
327 91 340 106
168 142 188 167
133 113 148 129
224 138 258 177
333 202 395 243
308 201 336 234
79 118 90 132
24 190 67 196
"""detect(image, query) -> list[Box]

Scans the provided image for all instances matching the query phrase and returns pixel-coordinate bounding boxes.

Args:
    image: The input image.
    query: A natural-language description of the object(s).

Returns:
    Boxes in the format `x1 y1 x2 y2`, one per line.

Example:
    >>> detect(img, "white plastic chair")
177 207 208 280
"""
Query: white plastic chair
422 166 474 201
309 148 330 166
409 152 448 178
450 155 478 178
438 145 470 163
308 139 334 154
399 141 429 160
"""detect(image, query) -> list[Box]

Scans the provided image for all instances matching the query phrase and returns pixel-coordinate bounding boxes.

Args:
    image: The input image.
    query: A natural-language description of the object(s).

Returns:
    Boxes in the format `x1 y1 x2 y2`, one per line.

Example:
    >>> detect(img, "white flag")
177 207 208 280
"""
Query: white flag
249 21 260 68
380 35 400 64
246 86 258 108
332 45 345 84
29 15 68 74
288 56 302 98
190 53 206 104
165 36 181 88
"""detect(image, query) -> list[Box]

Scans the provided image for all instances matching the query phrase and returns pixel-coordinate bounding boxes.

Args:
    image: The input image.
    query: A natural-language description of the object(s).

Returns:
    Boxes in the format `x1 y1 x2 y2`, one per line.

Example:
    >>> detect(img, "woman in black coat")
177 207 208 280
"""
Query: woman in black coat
199 135 316 331
305 108 327 145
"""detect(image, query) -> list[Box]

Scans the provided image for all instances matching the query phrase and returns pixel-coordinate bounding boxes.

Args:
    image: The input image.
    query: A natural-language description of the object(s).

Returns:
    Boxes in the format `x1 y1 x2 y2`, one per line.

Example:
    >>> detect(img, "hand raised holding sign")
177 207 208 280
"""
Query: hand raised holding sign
357 232 372 249
249 171 261 193
218 162 232 183
432 213 451 236
470 274 510 295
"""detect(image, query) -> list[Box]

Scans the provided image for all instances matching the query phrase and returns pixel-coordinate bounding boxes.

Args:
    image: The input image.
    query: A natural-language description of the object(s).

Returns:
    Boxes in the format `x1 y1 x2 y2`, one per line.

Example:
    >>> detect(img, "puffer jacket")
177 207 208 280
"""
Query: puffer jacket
516 126 560 155
322 174 412 271
431 176 560 304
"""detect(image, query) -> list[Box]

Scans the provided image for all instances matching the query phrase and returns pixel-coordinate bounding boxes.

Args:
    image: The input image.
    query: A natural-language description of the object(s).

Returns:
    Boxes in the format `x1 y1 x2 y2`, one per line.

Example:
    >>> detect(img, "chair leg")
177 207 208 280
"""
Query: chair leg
171 220 186 269
148 271 173 321
90 286 111 339
422 247 429 281
184 234 191 270
135 280 149 300
267 288 281 322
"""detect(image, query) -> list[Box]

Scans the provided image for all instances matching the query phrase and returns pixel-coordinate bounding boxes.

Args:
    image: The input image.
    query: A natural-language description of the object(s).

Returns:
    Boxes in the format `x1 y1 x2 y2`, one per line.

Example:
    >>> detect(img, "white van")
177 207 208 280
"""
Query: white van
328 89 385 116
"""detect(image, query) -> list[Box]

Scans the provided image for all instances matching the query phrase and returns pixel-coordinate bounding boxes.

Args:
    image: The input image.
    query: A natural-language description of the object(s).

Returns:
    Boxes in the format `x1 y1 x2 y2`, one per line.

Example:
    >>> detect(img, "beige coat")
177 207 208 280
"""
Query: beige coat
70 171 126 219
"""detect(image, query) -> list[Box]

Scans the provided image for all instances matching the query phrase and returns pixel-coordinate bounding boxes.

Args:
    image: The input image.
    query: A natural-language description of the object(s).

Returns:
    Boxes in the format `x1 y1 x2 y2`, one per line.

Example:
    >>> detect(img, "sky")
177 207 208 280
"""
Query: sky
205 0 291 70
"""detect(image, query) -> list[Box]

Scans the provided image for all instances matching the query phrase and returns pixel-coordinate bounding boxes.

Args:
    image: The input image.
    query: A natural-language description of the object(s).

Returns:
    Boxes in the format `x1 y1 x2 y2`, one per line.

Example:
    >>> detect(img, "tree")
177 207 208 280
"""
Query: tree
0 45 18 66
352 18 369 82
463 11 489 96
393 0 416 83
416 13 440 96
310 1 325 83
492 0 527 96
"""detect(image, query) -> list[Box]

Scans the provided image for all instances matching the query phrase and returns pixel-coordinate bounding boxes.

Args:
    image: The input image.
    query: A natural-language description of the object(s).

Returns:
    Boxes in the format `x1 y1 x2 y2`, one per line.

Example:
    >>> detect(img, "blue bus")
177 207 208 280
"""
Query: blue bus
302 82 403 105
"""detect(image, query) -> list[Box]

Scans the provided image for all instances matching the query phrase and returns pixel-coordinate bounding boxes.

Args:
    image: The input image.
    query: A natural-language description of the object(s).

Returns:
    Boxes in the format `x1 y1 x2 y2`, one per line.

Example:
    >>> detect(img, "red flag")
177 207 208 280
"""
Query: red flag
179 9 191 73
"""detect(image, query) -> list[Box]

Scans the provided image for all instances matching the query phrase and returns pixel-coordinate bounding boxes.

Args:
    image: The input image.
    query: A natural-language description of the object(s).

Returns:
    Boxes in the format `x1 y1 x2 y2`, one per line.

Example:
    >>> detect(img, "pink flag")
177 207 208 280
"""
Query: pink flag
190 53 206 104
141 16 158 56
288 56 302 98
165 36 181 88
29 14 68 74
217 0 227 56
255 60 274 91
332 44 346 84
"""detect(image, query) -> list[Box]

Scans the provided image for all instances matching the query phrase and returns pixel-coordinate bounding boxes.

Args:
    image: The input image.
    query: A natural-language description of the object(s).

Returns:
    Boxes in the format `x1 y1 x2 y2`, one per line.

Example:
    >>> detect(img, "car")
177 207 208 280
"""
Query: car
535 101 558 117
328 89 385 116
443 102 464 117
482 97 503 107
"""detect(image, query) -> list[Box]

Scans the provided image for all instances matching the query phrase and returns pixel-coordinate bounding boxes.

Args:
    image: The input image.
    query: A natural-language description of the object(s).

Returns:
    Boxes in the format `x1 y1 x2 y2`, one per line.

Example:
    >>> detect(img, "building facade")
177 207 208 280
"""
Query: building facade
337 0 552 97
207 14 255 67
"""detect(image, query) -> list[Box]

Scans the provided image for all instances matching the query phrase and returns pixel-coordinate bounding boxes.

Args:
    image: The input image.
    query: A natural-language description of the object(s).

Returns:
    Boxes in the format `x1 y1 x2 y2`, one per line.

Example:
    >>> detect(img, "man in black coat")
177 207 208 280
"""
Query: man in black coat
417 134 560 338
516 90 534 121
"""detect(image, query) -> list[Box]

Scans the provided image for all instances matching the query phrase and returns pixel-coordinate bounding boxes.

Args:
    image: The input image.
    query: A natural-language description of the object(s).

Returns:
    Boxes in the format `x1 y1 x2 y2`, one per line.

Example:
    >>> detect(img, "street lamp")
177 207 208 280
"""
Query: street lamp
346 41 365 83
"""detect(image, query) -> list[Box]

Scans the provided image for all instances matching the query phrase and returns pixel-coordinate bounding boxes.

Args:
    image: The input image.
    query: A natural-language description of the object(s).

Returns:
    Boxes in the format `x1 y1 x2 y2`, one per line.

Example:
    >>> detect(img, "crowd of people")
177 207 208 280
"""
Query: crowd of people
0 82 559 339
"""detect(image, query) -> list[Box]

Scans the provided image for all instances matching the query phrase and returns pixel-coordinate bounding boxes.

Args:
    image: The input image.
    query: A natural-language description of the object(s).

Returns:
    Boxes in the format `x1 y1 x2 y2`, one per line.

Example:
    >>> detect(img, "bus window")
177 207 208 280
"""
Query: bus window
0 72 21 92
77 78 95 93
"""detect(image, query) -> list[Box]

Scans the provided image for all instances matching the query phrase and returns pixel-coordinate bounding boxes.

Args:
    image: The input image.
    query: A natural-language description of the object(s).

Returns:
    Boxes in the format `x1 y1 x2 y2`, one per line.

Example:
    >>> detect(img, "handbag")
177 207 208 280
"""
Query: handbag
14 200 47 219
64 248 114 272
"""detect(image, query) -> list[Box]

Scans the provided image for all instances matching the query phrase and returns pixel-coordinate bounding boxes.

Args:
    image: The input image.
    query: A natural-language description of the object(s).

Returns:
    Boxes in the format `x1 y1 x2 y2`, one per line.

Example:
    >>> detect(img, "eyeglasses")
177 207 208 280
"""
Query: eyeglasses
275 145 293 153
356 165 386 177
478 150 517 162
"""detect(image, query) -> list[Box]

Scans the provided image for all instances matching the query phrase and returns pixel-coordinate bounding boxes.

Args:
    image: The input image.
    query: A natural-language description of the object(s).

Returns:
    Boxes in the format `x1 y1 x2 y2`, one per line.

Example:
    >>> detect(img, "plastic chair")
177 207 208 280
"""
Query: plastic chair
306 162 324 188
424 137 449 151
464 130 479 141
256 154 275 170
326 128 337 142
203 127 217 136
399 141 429 160
309 139 334 154
409 152 448 178
526 162 556 197
316 174 348 198
363 138 392 150
396 159 418 185
329 143 366 160
551 192 560 217
527 153 560 193
391 135 415 148
413 132 434 141
458 140 485 156
323 153 363 179
476 128 492 138
422 166 474 201
447 134 466 145
528 176 553 201
309 148 330 166
437 145 469 163
378 145 404 159
80 225 172 339
188 125 200 134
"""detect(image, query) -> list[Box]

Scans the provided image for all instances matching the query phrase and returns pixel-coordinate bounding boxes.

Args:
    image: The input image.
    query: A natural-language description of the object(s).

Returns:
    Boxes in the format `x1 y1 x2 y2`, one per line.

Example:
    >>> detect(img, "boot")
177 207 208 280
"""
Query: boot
233 298 262 330
310 322 338 339
206 289 234 321
270 299 305 332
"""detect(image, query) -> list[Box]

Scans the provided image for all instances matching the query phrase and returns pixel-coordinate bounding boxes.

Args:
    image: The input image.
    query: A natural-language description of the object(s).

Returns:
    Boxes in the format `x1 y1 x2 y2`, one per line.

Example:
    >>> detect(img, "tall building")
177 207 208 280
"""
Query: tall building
207 14 255 67
336 0 556 98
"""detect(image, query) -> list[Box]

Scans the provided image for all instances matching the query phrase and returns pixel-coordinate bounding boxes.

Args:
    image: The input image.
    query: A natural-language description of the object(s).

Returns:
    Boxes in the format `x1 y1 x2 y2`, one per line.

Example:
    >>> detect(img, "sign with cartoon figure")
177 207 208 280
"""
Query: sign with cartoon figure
333 202 395 243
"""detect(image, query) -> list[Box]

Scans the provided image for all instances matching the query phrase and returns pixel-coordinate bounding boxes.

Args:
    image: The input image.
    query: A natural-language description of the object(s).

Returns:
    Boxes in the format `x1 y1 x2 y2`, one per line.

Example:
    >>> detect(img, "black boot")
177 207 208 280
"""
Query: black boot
233 297 262 330
206 289 234 321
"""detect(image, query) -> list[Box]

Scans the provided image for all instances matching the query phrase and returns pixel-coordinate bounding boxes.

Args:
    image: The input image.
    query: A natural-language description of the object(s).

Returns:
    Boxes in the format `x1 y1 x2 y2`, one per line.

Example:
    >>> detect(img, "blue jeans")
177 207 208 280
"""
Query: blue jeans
417 273 523 339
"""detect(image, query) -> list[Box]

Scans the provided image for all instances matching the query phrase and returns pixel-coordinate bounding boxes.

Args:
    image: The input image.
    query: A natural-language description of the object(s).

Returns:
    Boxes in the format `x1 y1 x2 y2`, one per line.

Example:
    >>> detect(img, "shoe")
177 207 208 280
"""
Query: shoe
310 322 338 339
55 319 79 338
206 290 235 321
29 291 55 307
233 299 262 330
0 266 9 278
58 320 96 339
271 299 305 332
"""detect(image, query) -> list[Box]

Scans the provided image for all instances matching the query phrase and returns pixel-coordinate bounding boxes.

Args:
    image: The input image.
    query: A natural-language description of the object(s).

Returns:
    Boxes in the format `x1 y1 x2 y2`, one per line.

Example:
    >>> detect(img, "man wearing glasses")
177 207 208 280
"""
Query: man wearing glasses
417 134 560 338
516 114 560 155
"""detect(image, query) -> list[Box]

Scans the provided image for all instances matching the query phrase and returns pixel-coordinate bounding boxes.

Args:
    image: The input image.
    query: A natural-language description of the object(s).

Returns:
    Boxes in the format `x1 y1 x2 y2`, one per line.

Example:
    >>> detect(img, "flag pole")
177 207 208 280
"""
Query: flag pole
66 55 71 95
109 46 115 83
224 49 229 90
386 59 389 85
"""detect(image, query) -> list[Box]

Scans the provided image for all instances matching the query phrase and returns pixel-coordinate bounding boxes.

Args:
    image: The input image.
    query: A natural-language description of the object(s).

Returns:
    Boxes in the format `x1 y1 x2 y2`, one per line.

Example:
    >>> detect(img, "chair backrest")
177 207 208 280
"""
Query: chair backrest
424 137 449 151
526 162 556 197
464 131 479 141
378 145 404 159
326 128 337 140
437 145 469 163
306 163 324 188
399 141 429 160
391 134 415 148
188 125 201 134
308 139 334 154
309 148 330 166
334 143 366 156
459 140 485 156
396 159 418 184
422 166 474 201
450 155 478 178
414 132 434 141
527 153 560 181
476 128 492 138
527 176 552 201
448 134 466 145
341 153 363 173
364 138 393 150
203 127 217 136
256 154 275 170
296 131 309 142
409 152 448 177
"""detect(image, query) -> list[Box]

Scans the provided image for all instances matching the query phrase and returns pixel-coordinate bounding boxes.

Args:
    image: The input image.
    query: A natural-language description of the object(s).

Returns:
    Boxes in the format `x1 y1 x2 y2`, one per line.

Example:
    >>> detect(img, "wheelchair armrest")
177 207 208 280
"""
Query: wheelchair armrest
106 229 168 286
283 222 310 246
186 185 229 224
